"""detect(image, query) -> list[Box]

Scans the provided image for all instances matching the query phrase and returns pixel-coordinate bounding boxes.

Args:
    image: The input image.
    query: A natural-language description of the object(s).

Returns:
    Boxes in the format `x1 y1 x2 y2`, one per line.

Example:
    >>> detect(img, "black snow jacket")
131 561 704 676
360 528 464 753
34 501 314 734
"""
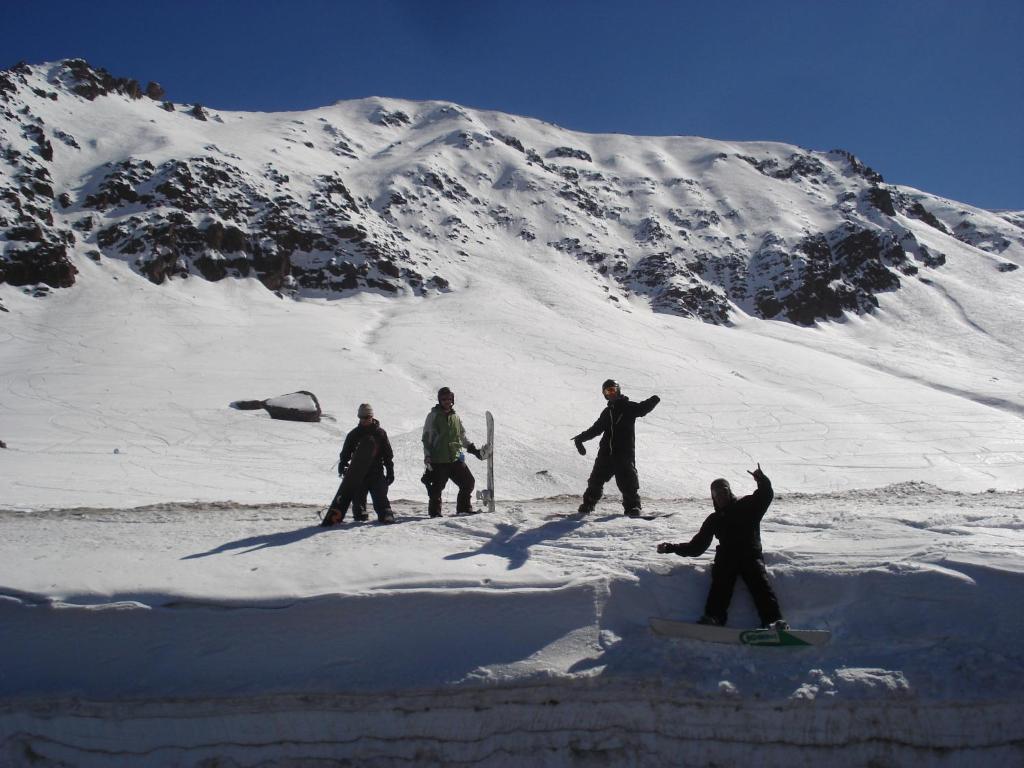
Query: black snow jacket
574 394 660 459
668 473 774 557
339 419 395 479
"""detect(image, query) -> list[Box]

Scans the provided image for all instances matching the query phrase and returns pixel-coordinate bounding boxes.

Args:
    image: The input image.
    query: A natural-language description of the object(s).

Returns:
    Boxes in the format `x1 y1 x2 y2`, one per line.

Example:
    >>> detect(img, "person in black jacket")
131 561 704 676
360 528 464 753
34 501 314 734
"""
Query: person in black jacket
657 464 786 629
572 379 660 517
324 403 395 525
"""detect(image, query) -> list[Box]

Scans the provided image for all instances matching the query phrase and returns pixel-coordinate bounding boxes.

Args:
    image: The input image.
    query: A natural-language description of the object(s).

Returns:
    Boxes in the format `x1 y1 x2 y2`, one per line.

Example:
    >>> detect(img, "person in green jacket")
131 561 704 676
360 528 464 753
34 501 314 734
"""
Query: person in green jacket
422 386 484 517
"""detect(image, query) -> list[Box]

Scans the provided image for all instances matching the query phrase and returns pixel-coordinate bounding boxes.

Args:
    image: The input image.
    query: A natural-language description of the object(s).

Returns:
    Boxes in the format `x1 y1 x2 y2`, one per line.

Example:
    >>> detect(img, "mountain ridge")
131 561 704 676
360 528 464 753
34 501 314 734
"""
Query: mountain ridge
1 58 1021 324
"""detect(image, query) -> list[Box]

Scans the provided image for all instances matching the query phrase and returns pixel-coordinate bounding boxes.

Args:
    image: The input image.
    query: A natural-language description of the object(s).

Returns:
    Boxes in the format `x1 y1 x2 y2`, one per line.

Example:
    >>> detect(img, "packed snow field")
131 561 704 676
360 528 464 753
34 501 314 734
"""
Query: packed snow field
2 491 1023 765
5 489 1024 699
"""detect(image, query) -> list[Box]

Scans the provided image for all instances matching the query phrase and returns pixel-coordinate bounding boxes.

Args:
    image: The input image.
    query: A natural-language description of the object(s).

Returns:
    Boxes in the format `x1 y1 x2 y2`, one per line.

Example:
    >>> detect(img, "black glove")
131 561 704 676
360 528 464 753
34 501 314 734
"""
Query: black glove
657 542 678 555
467 443 483 460
338 463 347 478
386 468 395 485
574 438 586 456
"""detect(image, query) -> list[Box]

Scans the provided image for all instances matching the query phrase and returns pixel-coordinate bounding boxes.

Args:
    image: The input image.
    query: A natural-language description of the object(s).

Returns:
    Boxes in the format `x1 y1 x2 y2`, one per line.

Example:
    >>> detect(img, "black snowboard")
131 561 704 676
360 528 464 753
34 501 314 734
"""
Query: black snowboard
322 435 378 525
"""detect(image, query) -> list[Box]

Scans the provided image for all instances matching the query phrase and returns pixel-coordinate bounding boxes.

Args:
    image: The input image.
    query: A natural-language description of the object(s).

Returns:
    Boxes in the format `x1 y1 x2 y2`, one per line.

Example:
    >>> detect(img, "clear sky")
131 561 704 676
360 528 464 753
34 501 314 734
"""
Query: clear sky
3 0 1021 210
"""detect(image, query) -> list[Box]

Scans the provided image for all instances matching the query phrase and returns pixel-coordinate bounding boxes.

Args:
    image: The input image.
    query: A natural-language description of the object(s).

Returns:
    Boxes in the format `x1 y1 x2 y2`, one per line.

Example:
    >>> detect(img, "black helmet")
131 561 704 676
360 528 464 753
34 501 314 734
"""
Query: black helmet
437 386 455 404
601 379 620 397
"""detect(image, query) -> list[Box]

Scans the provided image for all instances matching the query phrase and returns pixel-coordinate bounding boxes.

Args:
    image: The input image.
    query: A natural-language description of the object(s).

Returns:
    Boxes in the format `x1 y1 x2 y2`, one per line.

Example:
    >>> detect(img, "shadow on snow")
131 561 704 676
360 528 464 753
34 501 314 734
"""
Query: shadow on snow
444 518 587 570
181 525 329 559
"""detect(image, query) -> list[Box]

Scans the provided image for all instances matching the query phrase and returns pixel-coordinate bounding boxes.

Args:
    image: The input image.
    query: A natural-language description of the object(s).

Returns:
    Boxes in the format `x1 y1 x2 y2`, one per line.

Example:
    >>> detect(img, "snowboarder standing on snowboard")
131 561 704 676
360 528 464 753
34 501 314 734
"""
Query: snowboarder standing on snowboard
322 403 395 526
422 387 484 517
656 464 787 629
572 379 660 517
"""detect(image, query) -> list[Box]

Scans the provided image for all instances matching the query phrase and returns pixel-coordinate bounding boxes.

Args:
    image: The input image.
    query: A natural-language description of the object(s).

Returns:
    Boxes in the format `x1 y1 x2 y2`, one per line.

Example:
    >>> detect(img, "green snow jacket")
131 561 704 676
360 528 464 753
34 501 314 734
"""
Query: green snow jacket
422 405 470 464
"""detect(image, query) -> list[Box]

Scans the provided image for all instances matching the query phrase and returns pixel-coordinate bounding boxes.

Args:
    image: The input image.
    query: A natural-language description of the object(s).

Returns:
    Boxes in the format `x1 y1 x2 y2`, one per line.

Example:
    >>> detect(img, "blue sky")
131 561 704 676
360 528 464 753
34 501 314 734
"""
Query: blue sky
4 0 1021 209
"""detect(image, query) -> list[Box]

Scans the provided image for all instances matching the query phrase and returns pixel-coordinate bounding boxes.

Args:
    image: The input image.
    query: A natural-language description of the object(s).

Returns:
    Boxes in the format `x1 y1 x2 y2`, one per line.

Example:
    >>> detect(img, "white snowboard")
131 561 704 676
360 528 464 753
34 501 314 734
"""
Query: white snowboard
649 617 830 647
475 411 495 514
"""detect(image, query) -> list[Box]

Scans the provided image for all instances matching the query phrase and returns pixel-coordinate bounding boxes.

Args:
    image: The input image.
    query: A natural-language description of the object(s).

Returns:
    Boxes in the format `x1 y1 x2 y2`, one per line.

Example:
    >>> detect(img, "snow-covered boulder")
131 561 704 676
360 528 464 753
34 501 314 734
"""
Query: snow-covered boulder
231 391 322 422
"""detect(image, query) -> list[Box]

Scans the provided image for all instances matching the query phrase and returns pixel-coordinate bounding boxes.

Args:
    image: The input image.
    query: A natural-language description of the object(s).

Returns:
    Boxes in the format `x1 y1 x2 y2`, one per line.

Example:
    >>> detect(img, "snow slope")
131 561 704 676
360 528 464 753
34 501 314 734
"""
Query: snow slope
1 227 1022 510
2 236 1022 765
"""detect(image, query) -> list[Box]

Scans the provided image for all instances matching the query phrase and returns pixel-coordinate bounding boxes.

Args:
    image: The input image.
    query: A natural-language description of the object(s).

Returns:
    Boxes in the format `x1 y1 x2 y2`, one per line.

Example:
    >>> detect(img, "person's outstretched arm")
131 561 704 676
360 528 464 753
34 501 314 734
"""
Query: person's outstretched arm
657 514 715 557
626 394 661 417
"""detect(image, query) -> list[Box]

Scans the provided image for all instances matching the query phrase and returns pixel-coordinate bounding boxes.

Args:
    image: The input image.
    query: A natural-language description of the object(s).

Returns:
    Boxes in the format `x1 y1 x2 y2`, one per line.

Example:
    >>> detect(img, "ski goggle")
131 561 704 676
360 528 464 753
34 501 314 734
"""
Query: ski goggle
603 385 619 395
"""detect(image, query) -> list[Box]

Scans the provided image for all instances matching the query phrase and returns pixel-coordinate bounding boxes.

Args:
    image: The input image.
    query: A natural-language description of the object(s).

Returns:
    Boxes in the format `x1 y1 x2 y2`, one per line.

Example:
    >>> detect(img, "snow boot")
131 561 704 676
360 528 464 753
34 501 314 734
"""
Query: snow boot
697 614 722 626
378 510 395 524
624 507 641 518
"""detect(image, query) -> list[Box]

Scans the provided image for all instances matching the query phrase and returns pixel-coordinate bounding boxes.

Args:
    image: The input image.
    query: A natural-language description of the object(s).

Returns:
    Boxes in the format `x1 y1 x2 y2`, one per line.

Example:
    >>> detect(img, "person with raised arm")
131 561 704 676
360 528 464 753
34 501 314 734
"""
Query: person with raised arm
657 464 787 629
572 379 660 517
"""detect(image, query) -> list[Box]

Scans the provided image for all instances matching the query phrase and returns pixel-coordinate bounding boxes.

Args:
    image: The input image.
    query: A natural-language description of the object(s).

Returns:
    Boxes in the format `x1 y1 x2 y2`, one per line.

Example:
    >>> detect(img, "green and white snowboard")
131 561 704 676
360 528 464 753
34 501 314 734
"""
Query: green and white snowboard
649 617 830 647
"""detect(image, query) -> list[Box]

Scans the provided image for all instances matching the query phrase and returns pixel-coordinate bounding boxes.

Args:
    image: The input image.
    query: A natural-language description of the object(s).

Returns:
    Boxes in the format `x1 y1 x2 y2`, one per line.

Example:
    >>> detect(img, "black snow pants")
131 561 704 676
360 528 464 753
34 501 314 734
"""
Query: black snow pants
428 461 475 516
353 466 393 520
581 452 640 513
704 549 782 627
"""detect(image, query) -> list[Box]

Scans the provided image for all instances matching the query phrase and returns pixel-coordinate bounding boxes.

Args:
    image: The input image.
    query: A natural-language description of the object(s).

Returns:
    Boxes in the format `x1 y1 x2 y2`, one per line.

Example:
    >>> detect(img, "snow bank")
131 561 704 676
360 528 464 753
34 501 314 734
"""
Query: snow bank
2 490 1022 766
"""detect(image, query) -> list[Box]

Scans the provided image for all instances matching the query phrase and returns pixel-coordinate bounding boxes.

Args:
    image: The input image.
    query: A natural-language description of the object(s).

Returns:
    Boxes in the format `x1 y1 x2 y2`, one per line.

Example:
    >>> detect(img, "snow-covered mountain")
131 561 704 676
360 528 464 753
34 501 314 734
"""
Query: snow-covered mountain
2 59 1023 767
2 59 1020 325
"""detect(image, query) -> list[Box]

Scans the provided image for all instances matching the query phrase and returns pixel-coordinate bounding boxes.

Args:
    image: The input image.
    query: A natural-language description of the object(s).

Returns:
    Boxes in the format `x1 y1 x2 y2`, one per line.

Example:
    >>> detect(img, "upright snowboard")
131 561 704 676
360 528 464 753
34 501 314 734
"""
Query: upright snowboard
475 411 495 514
649 617 830 647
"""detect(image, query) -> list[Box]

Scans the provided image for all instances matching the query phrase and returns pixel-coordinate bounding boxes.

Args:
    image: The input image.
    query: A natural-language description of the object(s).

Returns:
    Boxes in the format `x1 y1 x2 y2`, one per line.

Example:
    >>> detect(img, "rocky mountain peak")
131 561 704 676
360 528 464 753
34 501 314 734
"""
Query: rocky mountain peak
1 58 1021 325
